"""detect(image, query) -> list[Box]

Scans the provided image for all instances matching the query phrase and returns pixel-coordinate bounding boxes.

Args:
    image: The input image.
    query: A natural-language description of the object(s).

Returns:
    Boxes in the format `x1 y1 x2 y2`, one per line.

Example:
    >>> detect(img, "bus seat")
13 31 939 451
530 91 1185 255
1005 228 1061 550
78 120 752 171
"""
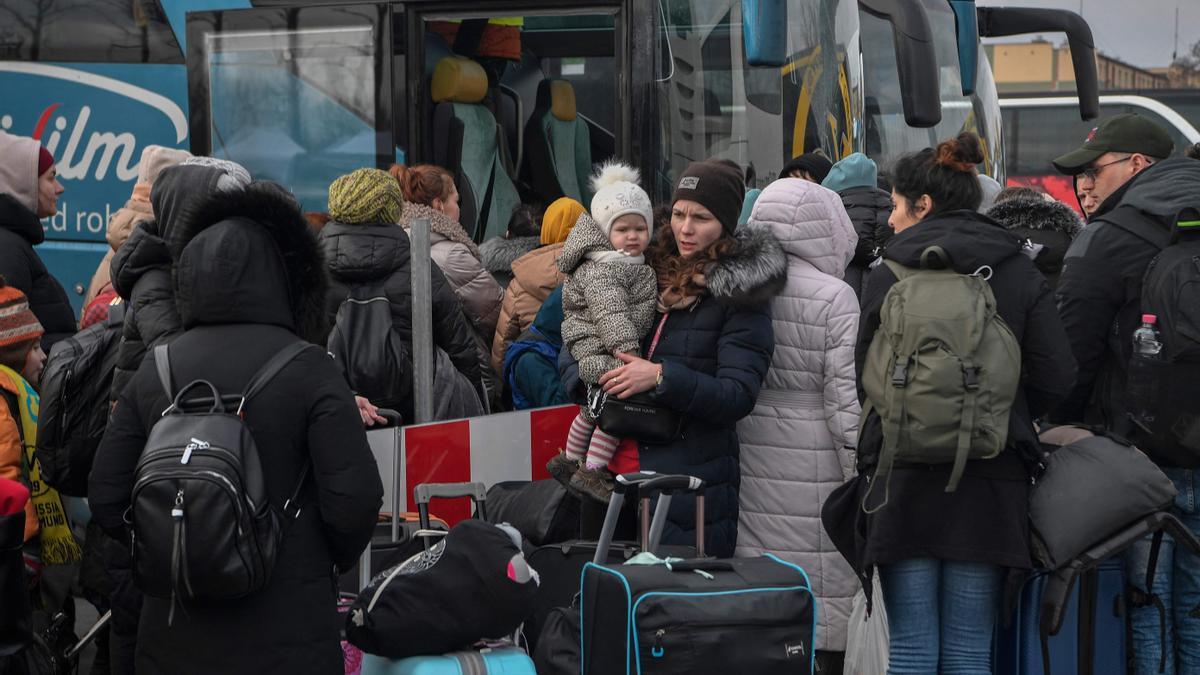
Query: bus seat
430 56 520 241
522 79 593 208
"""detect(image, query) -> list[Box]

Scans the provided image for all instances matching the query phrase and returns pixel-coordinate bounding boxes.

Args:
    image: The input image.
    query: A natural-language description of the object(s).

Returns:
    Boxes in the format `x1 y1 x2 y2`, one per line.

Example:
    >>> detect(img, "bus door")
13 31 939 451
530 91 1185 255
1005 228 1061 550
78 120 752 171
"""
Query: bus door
185 4 396 213
404 3 629 240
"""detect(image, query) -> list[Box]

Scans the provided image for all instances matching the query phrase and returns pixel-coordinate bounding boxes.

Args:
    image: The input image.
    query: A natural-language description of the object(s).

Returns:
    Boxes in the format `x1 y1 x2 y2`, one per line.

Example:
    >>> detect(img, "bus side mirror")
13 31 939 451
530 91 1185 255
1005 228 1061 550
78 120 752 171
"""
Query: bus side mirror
859 0 941 128
949 0 979 96
977 7 1099 121
742 0 788 67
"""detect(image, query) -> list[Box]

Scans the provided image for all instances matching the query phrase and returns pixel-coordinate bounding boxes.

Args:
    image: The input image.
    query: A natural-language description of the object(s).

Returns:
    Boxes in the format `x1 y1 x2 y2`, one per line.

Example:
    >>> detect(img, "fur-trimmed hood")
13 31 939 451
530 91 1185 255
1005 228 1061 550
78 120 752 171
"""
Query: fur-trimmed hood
986 196 1083 238
704 227 788 309
170 182 329 343
480 236 540 274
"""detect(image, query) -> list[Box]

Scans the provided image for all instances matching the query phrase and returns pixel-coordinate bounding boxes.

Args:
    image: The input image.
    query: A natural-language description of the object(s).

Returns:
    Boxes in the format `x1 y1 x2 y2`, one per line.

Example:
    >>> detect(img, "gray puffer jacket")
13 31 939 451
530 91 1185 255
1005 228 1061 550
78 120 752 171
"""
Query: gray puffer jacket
737 178 861 652
557 213 657 385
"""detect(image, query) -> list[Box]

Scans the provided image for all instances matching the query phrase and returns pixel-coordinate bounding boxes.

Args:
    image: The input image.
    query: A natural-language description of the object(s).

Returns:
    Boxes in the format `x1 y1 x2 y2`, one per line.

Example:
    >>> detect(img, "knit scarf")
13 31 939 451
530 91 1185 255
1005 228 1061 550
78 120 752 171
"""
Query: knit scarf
585 250 645 265
656 272 708 313
0 365 81 566
402 203 482 260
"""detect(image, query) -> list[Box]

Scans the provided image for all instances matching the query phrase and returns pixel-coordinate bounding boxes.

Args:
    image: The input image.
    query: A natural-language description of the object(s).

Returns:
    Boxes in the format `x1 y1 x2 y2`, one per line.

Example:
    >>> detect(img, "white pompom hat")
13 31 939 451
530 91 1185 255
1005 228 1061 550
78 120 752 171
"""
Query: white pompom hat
588 162 654 238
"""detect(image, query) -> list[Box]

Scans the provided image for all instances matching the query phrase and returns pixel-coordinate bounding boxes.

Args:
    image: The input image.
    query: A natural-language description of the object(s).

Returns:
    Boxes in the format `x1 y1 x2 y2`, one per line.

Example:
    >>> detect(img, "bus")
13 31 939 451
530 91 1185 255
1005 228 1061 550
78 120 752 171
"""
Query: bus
1001 94 1200 211
1 0 1099 315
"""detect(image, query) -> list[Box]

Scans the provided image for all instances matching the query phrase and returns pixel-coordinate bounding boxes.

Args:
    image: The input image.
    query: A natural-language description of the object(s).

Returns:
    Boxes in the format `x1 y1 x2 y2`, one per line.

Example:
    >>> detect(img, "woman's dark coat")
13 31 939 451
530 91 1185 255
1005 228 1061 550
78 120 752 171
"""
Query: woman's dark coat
319 220 482 409
109 165 232 401
89 183 383 675
838 186 894 298
0 195 76 349
831 210 1075 577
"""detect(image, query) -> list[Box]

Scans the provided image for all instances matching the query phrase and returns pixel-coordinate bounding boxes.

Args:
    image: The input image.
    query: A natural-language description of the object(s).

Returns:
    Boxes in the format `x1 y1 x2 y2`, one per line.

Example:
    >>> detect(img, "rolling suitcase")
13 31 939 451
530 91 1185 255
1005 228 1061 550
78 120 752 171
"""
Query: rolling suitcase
360 645 534 675
579 473 816 675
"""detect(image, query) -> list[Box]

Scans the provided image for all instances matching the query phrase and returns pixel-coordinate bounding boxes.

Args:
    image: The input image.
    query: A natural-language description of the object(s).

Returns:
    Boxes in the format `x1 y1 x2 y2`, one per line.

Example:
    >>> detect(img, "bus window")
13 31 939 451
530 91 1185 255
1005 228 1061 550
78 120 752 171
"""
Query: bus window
192 4 392 211
655 0 857 198
862 0 1002 178
0 0 182 63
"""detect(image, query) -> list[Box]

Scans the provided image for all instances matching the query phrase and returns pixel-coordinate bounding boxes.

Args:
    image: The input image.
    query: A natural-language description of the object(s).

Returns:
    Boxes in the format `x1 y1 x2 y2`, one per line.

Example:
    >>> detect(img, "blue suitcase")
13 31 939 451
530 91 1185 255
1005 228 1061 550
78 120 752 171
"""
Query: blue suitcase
995 558 1127 675
361 646 535 675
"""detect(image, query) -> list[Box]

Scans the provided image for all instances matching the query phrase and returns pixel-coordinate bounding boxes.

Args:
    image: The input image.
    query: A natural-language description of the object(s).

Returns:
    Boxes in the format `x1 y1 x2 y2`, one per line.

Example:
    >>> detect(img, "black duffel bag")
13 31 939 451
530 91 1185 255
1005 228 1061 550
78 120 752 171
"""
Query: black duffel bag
345 519 539 659
1031 426 1176 570
484 480 579 547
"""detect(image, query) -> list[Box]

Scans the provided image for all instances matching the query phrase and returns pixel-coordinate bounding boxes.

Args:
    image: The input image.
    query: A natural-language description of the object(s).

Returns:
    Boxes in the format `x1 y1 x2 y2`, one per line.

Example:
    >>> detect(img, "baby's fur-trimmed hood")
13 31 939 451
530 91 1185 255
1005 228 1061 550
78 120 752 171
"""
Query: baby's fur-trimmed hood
705 227 788 309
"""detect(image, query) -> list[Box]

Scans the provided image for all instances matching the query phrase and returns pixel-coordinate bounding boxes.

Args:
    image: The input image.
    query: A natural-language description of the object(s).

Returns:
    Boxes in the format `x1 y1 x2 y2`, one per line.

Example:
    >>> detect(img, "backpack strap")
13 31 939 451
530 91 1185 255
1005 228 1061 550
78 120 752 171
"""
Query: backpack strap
154 344 173 400
947 360 979 493
239 341 318 411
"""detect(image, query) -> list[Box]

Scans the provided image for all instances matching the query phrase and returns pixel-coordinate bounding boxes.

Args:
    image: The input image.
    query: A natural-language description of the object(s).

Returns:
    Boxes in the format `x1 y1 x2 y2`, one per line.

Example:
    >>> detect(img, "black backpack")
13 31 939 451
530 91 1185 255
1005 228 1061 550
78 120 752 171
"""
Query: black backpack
131 341 314 617
35 302 126 496
1129 210 1200 465
326 282 411 410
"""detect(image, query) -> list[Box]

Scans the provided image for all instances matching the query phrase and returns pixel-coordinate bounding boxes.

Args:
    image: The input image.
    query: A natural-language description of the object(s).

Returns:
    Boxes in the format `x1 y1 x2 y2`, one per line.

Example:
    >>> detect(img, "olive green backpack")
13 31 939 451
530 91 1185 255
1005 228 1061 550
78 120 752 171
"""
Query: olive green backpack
862 246 1021 512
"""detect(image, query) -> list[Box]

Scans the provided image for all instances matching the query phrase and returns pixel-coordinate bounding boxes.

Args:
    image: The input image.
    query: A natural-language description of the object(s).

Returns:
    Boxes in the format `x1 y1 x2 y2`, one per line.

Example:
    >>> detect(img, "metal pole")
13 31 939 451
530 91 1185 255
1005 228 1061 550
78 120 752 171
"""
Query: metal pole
410 217 435 424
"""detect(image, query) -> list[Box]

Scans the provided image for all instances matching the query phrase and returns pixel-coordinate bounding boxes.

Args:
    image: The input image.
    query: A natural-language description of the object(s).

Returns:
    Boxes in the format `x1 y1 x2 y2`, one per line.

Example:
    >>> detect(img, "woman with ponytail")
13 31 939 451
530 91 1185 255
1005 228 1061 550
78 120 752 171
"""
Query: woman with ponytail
391 164 504 404
824 133 1076 673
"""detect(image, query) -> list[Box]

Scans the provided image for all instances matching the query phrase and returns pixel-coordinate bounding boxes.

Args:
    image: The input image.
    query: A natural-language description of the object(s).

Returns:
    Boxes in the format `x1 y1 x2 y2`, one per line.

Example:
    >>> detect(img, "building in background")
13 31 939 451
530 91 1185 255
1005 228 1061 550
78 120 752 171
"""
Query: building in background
986 40 1169 93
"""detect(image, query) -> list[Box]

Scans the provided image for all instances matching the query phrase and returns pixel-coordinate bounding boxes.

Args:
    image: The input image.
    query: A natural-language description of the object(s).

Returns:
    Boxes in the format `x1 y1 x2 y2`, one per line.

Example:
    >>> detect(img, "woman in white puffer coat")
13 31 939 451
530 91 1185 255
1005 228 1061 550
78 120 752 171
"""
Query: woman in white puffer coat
736 177 861 667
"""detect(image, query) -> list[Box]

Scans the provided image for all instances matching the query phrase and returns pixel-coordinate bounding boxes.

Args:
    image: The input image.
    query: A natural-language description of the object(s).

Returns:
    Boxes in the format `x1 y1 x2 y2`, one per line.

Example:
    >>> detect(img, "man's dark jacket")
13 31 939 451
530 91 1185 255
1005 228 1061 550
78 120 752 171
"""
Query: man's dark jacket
0 195 76 349
1051 158 1200 433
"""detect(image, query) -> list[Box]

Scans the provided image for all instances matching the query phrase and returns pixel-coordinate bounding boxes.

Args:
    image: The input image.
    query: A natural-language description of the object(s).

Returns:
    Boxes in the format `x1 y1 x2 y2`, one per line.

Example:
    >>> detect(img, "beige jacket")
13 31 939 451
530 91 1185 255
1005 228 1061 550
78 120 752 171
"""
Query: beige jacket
490 242 565 374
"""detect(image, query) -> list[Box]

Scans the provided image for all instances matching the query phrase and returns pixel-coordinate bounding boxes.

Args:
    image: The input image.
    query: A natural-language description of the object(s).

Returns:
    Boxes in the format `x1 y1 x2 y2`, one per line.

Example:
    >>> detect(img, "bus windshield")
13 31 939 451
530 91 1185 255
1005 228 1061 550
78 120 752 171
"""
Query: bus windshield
861 0 1003 178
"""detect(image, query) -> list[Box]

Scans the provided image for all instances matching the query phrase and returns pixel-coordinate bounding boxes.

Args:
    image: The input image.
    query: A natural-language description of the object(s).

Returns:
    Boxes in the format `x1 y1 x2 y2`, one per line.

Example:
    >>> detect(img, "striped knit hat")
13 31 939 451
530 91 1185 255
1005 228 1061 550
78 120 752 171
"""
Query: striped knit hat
0 281 43 350
328 168 405 225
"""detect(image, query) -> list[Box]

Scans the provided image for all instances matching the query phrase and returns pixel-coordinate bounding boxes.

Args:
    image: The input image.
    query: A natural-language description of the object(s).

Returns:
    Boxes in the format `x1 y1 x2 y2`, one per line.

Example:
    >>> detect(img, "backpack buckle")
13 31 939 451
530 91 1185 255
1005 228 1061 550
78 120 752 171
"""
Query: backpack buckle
963 366 981 390
891 361 909 388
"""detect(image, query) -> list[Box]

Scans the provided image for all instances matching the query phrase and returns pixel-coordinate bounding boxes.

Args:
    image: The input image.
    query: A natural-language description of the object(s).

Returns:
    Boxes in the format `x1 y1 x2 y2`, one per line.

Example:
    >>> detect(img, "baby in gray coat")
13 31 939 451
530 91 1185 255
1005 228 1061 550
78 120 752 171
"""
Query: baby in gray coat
547 163 657 503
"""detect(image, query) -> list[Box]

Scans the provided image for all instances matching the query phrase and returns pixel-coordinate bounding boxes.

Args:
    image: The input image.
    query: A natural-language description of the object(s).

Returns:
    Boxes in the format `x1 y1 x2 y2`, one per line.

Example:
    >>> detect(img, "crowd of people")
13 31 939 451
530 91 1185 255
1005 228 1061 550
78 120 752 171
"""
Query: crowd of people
0 108 1197 674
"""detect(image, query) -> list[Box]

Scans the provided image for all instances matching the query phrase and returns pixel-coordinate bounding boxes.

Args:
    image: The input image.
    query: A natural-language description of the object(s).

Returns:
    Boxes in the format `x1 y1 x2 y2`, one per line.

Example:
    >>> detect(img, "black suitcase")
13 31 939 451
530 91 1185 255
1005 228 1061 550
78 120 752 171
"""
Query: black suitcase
484 479 580 547
579 474 816 675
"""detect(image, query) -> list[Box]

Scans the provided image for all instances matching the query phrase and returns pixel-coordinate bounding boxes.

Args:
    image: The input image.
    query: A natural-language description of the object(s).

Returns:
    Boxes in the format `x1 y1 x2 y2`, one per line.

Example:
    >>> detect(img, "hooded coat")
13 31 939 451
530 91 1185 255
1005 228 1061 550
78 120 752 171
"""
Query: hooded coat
736 179 861 651
480 236 541 288
822 153 894 298
1051 158 1200 437
320 217 482 413
89 182 382 675
560 228 787 557
491 242 567 374
558 213 658 385
0 133 75 350
109 165 231 402
829 210 1075 578
986 195 1082 290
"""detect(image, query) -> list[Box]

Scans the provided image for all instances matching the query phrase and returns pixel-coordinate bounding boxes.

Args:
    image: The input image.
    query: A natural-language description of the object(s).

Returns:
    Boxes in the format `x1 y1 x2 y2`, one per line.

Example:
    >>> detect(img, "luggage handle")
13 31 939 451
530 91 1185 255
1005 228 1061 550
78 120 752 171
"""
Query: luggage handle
414 482 489 532
594 473 705 563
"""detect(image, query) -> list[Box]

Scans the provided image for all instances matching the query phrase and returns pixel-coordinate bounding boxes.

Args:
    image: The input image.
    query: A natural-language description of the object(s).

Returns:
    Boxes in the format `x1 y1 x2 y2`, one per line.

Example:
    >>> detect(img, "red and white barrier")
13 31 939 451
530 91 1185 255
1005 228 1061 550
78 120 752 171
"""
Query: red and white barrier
367 405 578 523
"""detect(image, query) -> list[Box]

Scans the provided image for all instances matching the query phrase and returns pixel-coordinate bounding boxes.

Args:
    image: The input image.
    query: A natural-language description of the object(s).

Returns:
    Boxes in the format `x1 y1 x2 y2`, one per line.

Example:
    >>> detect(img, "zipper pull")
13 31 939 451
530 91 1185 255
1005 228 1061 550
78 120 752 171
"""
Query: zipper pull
181 438 209 464
171 489 184 520
651 629 665 658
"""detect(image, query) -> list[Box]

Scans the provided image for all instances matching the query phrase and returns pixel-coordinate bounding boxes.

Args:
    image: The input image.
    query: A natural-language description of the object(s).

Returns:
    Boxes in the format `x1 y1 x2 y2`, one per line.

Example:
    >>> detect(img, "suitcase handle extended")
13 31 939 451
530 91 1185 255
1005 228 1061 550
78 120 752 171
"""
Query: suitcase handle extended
414 482 489 531
594 473 706 564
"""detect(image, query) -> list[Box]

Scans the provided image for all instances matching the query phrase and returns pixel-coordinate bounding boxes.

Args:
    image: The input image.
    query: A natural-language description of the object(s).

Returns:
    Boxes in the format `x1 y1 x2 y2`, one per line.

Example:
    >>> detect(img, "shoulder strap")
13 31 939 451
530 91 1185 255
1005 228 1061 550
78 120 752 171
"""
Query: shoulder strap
242 341 317 404
153 344 173 400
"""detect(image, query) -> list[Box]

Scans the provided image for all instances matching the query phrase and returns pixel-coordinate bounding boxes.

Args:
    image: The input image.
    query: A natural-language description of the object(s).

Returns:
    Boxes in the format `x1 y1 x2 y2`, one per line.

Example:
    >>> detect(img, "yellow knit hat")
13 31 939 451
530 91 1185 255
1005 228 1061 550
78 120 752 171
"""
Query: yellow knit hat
328 168 405 225
540 196 586 245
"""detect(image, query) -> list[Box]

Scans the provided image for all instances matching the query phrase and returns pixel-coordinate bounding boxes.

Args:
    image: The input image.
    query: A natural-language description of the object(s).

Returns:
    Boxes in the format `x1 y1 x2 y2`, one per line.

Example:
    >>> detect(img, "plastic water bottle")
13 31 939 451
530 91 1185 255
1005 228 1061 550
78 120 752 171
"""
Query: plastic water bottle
1132 314 1163 359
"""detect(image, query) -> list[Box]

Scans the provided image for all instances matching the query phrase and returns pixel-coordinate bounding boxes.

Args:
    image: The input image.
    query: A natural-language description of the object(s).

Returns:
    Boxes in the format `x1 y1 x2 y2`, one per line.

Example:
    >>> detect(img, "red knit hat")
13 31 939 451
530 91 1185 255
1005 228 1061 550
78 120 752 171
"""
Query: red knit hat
38 146 54 176
0 281 44 349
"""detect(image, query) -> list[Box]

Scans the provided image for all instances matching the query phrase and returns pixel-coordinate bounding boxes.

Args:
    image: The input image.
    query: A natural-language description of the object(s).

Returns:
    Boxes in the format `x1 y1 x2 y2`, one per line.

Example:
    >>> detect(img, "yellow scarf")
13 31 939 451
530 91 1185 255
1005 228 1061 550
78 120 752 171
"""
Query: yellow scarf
0 364 81 565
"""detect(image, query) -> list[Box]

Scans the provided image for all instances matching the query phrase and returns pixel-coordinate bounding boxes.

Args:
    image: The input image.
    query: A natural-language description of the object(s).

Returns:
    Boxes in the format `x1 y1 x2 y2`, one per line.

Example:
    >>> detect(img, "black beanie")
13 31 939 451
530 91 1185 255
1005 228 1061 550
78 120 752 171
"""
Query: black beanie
672 159 745 235
779 152 834 183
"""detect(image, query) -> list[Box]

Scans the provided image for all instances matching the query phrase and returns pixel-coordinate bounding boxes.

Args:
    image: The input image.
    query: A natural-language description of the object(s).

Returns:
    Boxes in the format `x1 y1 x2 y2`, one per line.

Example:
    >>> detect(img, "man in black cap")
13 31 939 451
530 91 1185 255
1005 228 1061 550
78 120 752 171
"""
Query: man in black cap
1050 113 1200 431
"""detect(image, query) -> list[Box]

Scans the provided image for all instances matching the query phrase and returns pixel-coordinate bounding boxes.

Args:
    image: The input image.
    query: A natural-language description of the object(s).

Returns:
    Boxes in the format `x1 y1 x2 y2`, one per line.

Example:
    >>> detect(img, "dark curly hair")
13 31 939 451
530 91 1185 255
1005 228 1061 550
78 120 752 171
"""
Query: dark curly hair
648 217 736 299
891 132 985 216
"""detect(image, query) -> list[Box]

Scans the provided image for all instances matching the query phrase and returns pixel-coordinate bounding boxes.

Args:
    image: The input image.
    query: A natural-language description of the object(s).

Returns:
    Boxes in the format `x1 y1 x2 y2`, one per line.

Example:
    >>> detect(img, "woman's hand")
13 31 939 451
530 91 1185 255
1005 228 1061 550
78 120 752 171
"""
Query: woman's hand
598 353 662 399
355 396 388 427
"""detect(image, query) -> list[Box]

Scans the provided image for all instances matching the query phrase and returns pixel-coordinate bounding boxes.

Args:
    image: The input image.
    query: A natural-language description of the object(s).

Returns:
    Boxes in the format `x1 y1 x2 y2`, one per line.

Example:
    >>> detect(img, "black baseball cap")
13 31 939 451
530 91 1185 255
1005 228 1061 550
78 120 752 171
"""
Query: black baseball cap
1053 113 1175 175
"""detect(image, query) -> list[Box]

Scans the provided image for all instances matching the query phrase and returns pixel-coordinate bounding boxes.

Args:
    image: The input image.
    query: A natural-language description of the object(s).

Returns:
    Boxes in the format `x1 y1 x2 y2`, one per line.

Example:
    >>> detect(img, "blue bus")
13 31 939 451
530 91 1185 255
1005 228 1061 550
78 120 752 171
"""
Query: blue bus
0 0 1099 313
